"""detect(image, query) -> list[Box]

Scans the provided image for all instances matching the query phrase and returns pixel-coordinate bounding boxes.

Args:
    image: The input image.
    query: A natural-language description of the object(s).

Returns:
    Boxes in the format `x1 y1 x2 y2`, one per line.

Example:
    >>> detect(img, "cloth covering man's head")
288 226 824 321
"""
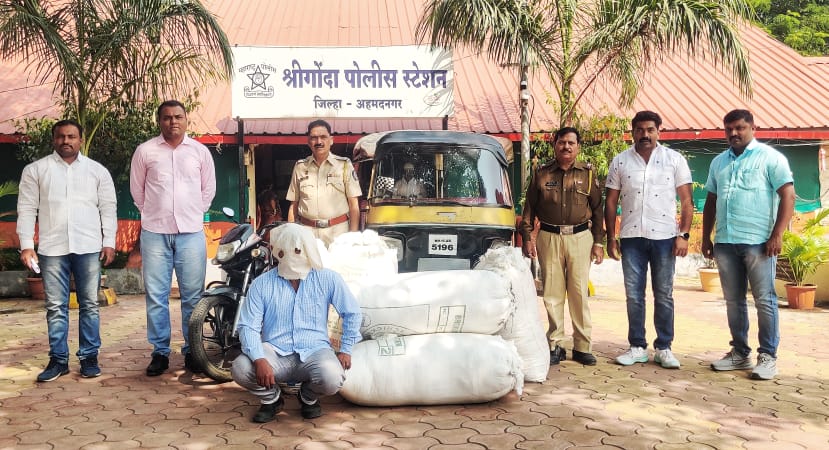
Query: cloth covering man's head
270 223 323 280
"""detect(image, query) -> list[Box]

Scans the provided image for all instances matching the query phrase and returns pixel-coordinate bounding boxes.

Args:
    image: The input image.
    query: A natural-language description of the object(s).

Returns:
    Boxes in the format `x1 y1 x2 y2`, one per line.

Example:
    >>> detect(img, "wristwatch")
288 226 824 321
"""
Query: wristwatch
678 232 690 240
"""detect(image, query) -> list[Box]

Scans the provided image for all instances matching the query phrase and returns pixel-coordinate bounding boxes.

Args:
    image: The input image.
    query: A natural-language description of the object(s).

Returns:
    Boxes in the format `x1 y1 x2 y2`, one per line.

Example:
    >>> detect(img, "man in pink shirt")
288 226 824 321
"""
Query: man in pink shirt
130 100 216 376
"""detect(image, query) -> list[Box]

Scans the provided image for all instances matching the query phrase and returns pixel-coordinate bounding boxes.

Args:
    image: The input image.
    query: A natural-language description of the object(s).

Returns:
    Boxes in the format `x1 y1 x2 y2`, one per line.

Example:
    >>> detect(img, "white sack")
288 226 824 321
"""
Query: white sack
475 246 550 382
349 270 512 339
325 230 399 350
341 333 524 406
326 230 398 284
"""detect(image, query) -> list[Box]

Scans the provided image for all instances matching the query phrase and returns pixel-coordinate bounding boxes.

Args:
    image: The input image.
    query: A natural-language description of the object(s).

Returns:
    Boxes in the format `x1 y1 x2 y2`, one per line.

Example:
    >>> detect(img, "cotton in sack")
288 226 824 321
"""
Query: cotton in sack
324 230 399 350
474 246 550 382
348 270 512 339
340 333 524 406
326 230 398 284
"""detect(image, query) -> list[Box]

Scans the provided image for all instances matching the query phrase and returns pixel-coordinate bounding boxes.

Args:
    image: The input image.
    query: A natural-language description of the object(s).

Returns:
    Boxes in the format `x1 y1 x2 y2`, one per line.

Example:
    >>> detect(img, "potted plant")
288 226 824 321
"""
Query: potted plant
778 209 829 309
698 257 721 293
26 267 46 300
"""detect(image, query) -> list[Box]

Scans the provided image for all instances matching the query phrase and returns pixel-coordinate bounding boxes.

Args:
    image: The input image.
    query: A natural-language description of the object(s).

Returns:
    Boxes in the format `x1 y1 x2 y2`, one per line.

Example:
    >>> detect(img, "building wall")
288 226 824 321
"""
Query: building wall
671 139 822 213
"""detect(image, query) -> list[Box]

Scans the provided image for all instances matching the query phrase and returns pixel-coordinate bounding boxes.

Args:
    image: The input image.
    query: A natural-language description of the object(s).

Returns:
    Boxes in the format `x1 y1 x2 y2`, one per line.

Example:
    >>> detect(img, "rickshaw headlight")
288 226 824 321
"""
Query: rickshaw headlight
484 237 510 253
380 236 404 262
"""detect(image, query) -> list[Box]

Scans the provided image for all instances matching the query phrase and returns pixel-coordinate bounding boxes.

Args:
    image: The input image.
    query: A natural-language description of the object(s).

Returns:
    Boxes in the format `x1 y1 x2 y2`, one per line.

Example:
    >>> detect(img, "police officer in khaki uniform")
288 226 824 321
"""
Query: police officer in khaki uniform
519 127 604 366
287 119 362 246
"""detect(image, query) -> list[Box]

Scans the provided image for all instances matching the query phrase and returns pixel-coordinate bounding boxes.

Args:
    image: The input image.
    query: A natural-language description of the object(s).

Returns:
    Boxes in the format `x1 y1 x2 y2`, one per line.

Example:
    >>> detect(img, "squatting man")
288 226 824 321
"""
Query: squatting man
231 223 362 422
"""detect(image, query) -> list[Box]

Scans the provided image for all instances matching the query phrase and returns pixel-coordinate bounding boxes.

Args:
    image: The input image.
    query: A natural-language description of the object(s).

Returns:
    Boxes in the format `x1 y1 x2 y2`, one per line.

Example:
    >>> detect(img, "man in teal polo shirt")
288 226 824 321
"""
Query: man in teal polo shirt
701 109 795 380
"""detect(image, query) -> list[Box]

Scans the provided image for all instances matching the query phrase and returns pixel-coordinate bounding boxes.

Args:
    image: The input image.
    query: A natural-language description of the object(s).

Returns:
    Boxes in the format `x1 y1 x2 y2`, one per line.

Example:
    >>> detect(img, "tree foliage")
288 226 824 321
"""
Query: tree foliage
15 95 200 185
0 0 233 154
750 0 829 55
531 112 629 184
417 0 754 128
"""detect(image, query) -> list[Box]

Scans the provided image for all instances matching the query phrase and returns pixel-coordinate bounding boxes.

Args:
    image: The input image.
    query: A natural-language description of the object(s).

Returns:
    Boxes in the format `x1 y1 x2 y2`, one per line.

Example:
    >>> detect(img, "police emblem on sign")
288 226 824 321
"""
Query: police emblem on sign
242 64 276 98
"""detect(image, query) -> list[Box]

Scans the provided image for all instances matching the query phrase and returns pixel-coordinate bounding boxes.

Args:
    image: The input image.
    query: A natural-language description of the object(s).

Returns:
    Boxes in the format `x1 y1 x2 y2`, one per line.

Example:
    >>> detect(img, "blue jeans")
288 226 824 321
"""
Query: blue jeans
140 229 206 356
620 237 676 350
40 252 101 363
714 243 780 358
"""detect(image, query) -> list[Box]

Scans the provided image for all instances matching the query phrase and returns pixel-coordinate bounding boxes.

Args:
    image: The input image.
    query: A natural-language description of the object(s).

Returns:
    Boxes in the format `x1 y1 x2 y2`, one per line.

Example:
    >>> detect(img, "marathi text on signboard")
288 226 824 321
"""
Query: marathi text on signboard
232 46 454 119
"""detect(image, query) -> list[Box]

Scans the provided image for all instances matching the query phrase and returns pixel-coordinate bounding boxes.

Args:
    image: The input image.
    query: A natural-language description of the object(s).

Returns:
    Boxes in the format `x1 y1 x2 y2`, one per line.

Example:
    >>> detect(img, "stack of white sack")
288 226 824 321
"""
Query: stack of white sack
474 246 550 382
341 333 523 406
348 270 512 338
325 230 398 284
339 269 523 406
324 230 398 351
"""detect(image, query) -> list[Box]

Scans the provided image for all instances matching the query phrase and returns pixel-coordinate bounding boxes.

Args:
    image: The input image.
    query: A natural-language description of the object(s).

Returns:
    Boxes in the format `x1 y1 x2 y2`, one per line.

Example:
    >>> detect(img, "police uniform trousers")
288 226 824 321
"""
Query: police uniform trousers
536 228 593 352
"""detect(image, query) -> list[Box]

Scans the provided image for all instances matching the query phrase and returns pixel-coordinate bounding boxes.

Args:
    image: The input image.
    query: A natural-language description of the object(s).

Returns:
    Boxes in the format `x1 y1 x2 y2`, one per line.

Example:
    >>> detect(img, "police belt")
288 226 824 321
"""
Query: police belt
298 214 349 228
539 221 589 235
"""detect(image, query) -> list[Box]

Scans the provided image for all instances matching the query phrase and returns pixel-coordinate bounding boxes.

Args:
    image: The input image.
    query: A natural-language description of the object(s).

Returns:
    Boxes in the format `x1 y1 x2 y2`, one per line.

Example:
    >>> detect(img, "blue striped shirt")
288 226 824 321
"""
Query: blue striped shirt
237 268 362 362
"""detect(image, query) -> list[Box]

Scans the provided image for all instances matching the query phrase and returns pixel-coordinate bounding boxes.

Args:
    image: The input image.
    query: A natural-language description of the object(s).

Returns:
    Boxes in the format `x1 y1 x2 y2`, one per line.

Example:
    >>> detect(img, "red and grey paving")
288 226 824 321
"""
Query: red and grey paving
1 273 828 449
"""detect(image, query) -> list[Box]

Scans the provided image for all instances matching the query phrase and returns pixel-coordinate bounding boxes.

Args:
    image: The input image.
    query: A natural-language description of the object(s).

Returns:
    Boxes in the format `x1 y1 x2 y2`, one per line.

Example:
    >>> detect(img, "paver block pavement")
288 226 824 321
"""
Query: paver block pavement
2 280 829 449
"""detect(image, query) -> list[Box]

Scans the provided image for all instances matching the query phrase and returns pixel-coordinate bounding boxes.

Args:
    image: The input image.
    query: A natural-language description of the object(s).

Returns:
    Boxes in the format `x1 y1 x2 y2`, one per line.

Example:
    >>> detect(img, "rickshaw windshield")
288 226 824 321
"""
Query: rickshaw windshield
370 144 513 207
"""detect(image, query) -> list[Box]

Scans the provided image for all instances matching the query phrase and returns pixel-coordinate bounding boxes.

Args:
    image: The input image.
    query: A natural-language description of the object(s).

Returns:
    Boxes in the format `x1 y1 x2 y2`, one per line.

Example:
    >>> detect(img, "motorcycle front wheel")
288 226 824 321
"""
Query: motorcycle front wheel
188 295 240 382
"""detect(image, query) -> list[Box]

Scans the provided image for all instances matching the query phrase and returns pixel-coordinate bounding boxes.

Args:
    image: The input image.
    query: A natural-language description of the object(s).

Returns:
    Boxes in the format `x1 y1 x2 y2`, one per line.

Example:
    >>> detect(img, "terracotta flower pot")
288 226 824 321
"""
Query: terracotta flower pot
786 283 816 310
26 277 46 300
698 268 721 293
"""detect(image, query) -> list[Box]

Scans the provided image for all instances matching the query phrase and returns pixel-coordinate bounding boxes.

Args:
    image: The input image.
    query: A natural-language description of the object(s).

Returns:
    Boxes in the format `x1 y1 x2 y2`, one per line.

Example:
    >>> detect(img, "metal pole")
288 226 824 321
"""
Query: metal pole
520 65 530 193
519 0 531 193
236 117 247 222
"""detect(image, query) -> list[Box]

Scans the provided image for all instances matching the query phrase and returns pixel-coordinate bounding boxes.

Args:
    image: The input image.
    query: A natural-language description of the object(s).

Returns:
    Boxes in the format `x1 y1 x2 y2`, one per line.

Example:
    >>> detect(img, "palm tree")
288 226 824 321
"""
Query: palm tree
0 180 18 220
416 0 754 128
0 0 233 154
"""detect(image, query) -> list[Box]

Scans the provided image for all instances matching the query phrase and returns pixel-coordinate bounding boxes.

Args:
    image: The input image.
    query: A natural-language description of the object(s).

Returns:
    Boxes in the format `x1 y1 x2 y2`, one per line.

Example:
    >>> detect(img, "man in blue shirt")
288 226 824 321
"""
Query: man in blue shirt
231 223 362 422
702 109 795 381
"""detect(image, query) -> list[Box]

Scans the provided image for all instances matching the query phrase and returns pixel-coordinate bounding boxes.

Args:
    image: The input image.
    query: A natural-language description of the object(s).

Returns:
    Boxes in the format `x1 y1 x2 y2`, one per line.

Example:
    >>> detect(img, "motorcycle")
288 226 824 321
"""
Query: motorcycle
187 207 280 382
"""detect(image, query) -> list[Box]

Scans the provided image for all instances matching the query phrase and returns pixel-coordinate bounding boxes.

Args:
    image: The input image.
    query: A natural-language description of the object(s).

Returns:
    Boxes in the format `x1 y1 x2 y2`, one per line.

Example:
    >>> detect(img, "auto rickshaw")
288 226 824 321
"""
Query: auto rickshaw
353 130 515 272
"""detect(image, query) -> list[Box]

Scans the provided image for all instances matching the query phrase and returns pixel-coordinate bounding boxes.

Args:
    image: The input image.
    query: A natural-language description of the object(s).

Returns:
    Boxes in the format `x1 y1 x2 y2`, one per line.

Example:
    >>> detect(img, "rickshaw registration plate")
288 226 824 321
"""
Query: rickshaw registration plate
428 234 458 255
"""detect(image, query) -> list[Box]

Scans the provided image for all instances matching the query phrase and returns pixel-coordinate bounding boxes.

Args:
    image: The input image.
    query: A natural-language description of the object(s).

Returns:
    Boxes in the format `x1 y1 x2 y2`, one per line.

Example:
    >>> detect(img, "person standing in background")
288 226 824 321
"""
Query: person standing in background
605 110 693 369
286 119 361 246
17 119 117 381
703 109 794 381
520 127 604 366
130 99 216 376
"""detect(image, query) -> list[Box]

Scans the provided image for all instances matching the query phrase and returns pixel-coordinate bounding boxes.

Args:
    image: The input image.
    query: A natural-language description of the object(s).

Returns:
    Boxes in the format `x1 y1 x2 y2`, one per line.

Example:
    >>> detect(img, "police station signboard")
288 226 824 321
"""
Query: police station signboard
232 46 453 119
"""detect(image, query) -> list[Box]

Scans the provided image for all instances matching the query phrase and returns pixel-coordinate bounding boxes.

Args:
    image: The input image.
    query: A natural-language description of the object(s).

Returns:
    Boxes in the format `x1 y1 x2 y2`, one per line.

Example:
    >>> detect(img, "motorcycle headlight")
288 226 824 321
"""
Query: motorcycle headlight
215 241 241 263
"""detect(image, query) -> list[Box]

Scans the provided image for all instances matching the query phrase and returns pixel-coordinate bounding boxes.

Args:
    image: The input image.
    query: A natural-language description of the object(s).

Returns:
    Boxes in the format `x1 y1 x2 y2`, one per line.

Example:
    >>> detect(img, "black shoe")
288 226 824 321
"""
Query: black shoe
572 350 597 366
37 358 69 382
550 346 567 365
80 356 102 378
146 354 169 376
300 400 323 419
299 384 322 419
184 353 200 373
252 397 284 423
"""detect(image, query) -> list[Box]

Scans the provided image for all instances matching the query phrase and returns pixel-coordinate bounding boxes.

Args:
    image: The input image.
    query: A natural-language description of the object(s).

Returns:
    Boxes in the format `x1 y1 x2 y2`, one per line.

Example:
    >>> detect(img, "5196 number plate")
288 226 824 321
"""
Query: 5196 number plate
428 234 457 255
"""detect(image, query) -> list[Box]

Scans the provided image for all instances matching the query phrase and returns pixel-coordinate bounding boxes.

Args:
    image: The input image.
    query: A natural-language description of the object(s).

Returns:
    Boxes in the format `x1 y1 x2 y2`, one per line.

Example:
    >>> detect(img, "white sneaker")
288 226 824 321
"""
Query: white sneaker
750 353 778 380
615 346 648 366
654 348 680 369
711 349 754 371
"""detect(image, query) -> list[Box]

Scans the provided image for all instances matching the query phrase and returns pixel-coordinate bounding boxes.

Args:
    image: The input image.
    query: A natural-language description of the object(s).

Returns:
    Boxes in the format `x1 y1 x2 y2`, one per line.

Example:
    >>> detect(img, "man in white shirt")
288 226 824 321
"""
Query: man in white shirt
17 119 118 382
604 110 693 369
392 162 425 199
